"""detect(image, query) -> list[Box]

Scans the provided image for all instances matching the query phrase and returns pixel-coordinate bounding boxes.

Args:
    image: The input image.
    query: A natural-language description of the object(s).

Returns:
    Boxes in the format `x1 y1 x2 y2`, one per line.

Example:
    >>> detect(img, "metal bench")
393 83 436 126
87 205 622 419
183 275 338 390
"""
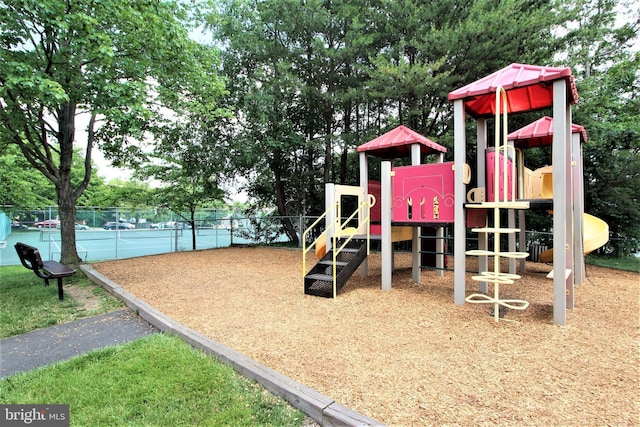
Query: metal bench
14 242 76 300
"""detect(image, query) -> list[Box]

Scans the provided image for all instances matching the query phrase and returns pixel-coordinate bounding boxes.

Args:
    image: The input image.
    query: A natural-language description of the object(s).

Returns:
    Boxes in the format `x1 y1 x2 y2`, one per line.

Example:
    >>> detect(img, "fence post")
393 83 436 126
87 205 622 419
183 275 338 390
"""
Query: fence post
115 207 119 259
215 210 218 248
299 215 303 248
47 206 53 260
174 221 179 252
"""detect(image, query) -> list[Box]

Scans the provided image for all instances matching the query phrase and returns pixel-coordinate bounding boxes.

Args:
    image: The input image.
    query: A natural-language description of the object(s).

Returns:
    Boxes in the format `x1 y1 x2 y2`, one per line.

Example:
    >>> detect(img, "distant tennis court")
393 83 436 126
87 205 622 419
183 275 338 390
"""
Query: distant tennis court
0 227 248 266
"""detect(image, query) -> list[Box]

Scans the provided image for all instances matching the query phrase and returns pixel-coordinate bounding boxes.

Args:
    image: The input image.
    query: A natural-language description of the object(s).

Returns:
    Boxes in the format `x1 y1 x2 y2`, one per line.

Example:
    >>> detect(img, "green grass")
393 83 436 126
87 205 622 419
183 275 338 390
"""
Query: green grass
0 266 123 338
0 334 306 426
1 265 310 426
585 254 640 272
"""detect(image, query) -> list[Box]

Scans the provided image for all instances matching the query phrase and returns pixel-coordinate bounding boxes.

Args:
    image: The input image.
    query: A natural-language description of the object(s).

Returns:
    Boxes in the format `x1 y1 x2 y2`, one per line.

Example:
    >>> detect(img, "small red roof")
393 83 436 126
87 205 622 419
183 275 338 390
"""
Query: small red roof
448 63 579 118
507 116 588 148
357 125 447 159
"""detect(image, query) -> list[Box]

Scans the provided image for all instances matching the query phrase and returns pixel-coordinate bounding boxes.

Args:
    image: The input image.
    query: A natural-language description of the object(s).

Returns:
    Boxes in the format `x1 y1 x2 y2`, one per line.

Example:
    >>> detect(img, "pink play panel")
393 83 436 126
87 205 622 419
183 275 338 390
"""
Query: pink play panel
368 180 382 222
392 162 455 223
368 180 382 235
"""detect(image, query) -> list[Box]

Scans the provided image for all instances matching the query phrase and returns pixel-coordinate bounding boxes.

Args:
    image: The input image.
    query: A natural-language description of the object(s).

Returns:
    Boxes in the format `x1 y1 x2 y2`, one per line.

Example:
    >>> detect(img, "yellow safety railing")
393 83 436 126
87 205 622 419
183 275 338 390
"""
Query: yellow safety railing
330 198 373 297
302 201 338 279
302 195 375 297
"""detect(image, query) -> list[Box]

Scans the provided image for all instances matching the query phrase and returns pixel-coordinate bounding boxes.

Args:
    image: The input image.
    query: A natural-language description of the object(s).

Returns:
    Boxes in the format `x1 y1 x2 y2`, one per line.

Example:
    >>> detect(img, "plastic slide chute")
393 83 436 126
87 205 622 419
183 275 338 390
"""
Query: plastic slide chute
538 213 609 262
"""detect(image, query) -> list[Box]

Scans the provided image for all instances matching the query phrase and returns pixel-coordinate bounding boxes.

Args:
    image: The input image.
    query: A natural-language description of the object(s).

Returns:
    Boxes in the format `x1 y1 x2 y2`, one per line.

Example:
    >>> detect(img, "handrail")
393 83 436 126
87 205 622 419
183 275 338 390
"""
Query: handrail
331 198 374 297
493 86 518 203
302 194 375 297
302 201 339 280
494 86 508 203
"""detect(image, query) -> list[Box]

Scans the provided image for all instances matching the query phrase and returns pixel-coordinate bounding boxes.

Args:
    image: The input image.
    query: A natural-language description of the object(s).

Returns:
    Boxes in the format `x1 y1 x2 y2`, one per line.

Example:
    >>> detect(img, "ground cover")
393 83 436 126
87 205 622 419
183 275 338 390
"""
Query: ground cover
93 247 640 426
586 253 640 272
1 265 312 426
0 334 307 426
0 266 122 338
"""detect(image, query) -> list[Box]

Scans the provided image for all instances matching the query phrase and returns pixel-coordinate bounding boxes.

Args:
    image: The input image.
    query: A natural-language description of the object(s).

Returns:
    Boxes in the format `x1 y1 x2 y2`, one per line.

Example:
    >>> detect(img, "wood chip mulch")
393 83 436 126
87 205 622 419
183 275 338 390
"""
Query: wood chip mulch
93 247 639 426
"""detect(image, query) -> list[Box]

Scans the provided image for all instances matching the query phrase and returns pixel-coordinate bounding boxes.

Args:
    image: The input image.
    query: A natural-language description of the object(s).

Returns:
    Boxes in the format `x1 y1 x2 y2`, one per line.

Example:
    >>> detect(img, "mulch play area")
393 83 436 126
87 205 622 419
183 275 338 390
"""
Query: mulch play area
93 247 639 426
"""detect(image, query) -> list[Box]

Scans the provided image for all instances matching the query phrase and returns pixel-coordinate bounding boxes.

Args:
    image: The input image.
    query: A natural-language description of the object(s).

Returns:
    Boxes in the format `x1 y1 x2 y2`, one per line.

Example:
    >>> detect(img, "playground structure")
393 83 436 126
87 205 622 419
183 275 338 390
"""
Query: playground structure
303 63 609 325
303 125 455 299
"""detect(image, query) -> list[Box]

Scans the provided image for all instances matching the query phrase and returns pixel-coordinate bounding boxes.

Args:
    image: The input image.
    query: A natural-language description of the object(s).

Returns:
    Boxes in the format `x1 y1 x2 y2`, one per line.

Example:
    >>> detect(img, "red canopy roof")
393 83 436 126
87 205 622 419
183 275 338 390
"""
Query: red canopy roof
357 125 447 159
448 63 579 118
507 116 588 148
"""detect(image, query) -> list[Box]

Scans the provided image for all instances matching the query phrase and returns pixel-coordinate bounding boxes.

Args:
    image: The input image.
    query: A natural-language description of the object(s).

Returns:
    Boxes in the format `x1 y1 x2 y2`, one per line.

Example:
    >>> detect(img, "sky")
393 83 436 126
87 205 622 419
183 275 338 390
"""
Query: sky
88 131 249 203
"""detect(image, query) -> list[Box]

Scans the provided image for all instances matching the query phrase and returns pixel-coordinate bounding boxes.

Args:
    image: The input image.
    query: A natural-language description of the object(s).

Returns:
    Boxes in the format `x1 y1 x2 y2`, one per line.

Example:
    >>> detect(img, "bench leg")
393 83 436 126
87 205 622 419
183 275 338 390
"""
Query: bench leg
57 277 64 300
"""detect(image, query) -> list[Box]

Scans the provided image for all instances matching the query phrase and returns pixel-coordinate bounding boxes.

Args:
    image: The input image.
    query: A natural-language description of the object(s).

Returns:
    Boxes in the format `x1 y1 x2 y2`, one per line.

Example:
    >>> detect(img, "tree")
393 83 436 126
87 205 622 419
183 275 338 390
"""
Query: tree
137 122 227 250
0 142 105 226
0 143 55 209
573 56 640 255
212 0 323 244
212 0 565 223
0 0 224 265
560 0 640 255
85 178 154 209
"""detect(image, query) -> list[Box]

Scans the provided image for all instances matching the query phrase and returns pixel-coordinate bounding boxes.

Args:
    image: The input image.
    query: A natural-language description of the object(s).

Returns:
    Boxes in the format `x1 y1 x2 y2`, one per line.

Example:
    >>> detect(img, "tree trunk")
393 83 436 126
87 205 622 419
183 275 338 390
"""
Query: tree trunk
272 160 299 245
190 209 197 250
340 99 352 184
324 132 332 184
57 102 82 266
57 183 81 266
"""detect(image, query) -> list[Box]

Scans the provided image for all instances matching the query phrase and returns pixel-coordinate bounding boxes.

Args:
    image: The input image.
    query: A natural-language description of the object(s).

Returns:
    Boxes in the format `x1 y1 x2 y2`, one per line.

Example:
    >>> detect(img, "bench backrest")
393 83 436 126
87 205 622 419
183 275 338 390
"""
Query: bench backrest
15 242 45 271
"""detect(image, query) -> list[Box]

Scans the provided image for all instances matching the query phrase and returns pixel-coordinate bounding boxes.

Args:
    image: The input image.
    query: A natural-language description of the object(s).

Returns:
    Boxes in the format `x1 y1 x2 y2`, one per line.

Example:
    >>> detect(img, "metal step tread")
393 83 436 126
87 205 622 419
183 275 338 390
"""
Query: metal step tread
331 247 361 253
305 273 334 281
318 260 349 267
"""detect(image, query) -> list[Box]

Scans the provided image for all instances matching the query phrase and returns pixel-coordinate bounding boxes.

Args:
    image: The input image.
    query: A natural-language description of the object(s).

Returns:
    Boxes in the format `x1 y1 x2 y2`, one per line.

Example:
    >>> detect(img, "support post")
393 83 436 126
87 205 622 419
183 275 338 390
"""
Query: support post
519 210 526 271
565 106 575 310
359 152 369 277
454 100 467 305
411 143 421 283
552 79 570 325
57 277 64 300
381 161 392 291
325 183 335 253
573 133 585 285
436 152 445 277
507 141 516 274
508 210 517 273
477 119 488 292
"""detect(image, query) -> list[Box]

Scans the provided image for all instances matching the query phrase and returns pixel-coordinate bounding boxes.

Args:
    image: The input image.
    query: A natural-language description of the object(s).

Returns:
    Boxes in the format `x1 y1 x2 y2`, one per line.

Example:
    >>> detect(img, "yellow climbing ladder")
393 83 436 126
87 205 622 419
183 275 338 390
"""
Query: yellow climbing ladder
465 87 530 321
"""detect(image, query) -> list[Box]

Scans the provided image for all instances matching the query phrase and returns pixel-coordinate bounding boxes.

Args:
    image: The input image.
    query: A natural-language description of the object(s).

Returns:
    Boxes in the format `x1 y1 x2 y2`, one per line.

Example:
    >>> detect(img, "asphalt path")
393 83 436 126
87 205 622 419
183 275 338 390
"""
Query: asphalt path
0 309 158 378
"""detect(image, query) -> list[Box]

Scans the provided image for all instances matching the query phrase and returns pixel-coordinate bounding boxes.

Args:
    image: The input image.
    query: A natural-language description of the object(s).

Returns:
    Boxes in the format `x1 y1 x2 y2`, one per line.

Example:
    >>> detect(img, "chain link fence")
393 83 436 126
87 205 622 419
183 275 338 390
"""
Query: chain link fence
1 206 321 265
3 206 633 266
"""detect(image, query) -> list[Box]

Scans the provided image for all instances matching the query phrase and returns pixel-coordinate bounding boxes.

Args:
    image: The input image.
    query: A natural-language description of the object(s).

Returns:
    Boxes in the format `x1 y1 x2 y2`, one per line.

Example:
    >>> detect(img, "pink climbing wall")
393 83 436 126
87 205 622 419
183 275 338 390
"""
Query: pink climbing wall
392 162 455 223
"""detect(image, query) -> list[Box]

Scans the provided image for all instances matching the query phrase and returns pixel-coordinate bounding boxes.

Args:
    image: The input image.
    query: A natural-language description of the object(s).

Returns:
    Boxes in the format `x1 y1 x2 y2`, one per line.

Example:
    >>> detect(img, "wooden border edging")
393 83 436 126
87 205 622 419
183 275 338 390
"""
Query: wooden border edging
80 264 384 427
